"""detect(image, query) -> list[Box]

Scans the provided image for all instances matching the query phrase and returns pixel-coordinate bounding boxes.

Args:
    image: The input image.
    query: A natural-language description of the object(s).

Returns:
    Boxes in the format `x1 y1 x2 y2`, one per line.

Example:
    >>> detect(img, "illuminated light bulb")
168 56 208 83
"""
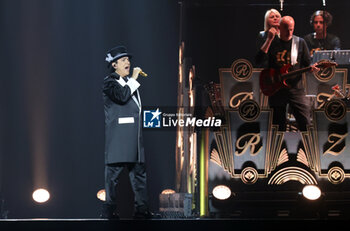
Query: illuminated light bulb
32 188 50 203
212 185 231 200
302 185 321 200
97 189 106 201
161 189 176 195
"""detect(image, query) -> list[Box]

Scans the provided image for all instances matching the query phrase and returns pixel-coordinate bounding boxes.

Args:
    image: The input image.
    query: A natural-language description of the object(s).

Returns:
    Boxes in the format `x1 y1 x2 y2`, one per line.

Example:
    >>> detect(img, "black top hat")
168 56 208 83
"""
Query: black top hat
105 45 132 67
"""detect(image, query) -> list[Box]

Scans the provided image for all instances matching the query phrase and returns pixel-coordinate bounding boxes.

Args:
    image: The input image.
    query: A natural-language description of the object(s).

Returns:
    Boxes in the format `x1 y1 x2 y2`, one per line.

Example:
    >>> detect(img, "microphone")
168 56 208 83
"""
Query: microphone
280 0 284 11
139 70 148 77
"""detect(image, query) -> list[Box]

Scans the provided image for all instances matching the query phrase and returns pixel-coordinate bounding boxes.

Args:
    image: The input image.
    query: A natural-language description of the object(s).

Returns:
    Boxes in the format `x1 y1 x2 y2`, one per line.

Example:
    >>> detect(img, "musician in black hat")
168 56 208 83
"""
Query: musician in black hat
101 45 153 219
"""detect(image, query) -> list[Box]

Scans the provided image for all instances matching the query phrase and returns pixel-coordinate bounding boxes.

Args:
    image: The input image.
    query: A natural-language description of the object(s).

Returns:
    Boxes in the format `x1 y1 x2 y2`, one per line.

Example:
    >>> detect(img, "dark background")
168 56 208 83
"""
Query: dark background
1 0 350 219
0 0 179 218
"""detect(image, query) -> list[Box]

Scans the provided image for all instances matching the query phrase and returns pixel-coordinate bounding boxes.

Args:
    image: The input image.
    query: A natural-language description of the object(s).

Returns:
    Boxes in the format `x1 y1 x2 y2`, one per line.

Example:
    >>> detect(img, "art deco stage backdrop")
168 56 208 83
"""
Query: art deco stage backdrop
177 0 350 219
1 0 350 221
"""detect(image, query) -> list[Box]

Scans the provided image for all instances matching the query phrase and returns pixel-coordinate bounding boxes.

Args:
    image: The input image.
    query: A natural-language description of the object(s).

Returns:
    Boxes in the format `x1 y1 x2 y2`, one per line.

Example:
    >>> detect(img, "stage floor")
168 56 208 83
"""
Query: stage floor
0 218 348 231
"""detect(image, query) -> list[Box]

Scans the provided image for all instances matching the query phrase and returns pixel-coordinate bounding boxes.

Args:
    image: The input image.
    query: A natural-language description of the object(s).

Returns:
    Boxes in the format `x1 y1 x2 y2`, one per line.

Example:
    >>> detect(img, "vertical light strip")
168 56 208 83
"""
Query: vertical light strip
19 2 50 192
175 42 184 192
199 128 209 217
187 134 193 194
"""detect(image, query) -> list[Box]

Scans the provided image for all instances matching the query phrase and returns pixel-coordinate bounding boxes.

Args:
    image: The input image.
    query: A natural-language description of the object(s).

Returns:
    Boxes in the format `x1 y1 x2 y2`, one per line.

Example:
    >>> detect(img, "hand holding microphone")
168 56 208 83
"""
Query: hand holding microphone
267 27 278 41
139 70 148 77
132 67 148 80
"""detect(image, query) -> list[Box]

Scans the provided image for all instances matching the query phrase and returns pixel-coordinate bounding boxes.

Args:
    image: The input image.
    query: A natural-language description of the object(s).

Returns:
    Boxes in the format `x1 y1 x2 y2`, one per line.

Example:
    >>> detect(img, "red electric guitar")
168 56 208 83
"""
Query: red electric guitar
259 60 337 96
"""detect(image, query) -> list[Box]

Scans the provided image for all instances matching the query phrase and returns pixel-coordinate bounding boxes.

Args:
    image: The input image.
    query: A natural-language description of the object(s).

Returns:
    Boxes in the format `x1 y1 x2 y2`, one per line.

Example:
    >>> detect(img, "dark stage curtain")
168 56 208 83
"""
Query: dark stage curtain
0 0 178 218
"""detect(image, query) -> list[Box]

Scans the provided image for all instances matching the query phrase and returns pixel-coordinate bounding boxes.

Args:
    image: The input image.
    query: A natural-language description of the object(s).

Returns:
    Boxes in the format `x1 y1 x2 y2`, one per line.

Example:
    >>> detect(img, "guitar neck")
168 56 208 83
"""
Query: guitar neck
282 66 311 78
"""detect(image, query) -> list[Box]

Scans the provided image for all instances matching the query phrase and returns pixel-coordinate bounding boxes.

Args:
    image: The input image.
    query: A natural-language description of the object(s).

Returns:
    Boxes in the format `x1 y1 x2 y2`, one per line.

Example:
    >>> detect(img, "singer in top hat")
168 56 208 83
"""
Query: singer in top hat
101 45 153 219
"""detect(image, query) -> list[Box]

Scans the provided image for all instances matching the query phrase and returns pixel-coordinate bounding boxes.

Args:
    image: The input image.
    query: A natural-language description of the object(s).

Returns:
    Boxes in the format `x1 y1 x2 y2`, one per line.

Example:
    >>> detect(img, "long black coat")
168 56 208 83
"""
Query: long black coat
103 73 145 164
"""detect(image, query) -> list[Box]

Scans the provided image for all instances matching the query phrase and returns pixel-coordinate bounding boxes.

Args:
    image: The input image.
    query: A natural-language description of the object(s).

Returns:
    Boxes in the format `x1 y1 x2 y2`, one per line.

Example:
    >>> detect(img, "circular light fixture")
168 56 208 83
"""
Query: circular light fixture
161 189 176 195
302 185 321 200
97 189 106 201
212 185 231 200
32 188 50 203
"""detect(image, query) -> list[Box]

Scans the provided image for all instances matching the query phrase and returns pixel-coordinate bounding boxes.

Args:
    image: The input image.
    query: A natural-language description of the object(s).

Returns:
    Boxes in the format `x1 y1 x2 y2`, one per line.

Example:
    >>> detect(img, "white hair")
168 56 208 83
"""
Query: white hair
264 9 281 31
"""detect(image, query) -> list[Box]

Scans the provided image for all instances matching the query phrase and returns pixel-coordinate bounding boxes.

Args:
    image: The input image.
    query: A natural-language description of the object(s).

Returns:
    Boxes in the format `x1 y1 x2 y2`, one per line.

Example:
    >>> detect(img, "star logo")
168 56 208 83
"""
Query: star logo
143 108 162 128
150 108 162 121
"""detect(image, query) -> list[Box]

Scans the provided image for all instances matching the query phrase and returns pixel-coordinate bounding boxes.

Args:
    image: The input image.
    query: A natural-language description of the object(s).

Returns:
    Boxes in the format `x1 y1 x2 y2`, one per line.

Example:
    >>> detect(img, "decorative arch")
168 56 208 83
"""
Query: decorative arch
268 167 318 185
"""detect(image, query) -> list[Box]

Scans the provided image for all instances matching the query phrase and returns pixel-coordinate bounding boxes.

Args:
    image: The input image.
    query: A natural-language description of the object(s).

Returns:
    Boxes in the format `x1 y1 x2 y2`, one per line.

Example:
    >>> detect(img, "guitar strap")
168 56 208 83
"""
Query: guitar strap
291 35 299 65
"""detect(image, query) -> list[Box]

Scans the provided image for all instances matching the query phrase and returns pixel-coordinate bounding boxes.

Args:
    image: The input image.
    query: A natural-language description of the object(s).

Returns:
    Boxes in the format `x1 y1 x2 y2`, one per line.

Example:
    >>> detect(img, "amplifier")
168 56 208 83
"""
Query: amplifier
313 50 350 65
159 193 193 218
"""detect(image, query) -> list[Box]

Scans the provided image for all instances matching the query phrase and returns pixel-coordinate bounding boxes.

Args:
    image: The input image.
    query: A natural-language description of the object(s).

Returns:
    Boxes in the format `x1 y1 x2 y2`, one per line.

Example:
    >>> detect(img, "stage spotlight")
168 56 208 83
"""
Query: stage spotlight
97 189 106 201
161 189 176 194
32 189 50 203
302 185 321 200
212 185 231 200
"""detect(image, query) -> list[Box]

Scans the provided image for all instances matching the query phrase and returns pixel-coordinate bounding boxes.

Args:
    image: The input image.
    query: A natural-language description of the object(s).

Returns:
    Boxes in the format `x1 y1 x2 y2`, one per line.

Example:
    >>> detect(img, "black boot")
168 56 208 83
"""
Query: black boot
133 210 155 219
100 203 119 220
133 206 160 219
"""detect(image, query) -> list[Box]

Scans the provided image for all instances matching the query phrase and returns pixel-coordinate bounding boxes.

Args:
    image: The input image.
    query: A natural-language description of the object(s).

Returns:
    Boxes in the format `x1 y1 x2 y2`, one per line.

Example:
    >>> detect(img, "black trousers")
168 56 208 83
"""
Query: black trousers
105 162 149 213
268 88 311 131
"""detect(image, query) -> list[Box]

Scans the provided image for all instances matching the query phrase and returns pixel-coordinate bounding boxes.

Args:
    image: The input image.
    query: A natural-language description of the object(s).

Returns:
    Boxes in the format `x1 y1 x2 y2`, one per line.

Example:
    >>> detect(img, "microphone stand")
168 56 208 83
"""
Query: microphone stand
322 1 326 52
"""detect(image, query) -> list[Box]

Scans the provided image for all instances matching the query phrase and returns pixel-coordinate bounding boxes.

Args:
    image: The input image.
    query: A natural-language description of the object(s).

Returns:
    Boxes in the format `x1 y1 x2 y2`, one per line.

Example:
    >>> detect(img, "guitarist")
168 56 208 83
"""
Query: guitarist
256 16 319 131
